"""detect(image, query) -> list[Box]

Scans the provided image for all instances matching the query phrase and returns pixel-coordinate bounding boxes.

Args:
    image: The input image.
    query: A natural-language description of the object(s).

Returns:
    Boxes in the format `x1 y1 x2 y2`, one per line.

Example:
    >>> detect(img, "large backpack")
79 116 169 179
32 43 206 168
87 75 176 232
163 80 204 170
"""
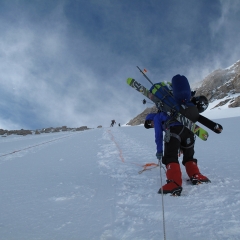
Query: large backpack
150 75 199 123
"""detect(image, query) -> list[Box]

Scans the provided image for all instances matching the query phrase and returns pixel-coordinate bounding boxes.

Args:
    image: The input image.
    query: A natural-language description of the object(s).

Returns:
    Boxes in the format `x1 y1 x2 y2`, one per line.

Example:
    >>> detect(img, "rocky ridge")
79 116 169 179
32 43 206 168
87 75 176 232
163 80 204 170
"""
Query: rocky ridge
194 60 240 108
0 125 91 137
126 106 158 126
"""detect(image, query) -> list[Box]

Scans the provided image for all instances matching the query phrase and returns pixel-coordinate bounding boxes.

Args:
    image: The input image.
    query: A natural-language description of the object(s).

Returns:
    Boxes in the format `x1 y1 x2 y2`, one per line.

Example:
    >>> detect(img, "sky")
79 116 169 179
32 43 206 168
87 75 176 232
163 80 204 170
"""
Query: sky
0 0 240 130
0 108 240 239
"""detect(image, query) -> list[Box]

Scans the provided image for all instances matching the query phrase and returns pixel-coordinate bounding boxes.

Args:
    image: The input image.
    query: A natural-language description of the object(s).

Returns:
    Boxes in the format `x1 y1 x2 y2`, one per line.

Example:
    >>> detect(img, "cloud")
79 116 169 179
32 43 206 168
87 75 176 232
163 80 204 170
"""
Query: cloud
0 2 144 129
1 0 240 130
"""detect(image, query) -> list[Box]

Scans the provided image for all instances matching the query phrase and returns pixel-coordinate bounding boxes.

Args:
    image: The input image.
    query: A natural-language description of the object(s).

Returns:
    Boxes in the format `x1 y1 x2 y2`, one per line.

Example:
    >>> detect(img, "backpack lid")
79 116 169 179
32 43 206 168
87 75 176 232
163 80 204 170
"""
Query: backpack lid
171 74 191 104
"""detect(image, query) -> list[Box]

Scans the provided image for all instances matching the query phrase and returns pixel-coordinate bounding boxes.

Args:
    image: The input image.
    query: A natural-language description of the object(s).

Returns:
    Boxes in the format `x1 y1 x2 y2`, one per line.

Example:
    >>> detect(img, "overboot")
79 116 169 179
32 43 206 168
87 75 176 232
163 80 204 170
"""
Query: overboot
185 161 211 185
158 163 182 196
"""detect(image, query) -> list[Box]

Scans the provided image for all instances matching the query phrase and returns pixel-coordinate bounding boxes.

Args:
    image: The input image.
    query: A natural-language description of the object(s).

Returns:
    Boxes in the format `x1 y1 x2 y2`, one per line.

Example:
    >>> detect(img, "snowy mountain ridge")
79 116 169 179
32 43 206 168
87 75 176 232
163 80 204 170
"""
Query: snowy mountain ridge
194 59 240 107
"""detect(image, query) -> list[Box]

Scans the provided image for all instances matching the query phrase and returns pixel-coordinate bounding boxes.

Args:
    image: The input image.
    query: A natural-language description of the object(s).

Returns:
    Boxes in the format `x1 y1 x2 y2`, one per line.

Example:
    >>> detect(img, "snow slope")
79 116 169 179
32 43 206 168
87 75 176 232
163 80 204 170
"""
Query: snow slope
0 115 240 239
201 93 240 120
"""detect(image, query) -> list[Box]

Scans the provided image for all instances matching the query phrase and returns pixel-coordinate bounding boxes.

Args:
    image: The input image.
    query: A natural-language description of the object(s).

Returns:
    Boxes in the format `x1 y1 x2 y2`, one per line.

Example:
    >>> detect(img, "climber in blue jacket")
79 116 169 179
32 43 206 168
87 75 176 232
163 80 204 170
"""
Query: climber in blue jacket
145 74 210 196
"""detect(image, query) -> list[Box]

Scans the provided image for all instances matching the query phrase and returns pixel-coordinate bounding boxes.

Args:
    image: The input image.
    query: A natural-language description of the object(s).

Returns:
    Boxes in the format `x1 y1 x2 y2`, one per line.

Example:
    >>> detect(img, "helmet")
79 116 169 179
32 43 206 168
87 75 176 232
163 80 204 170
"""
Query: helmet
191 96 209 113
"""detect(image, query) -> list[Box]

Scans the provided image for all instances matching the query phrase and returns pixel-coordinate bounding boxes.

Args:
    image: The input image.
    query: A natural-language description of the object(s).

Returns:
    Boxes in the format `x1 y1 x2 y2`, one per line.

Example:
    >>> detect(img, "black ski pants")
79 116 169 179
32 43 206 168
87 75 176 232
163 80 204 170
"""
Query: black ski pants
162 125 197 166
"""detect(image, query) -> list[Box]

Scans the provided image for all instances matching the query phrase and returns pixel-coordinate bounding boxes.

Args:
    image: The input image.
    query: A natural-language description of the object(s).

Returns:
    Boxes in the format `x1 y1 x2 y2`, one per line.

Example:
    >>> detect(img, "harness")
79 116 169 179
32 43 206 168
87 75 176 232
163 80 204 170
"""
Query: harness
163 118 195 149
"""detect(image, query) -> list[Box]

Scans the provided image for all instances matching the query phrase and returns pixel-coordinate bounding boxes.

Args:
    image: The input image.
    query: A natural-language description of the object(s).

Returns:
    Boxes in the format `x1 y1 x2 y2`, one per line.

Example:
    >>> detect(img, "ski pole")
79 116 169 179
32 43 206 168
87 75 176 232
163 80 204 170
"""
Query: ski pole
137 66 178 112
137 66 154 86
137 66 165 109
137 66 164 96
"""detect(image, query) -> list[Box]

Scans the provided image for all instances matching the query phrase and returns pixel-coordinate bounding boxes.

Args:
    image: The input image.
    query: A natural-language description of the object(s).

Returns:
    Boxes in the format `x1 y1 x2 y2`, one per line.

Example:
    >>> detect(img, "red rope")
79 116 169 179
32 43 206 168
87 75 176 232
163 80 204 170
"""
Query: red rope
107 130 125 162
0 134 74 158
138 163 159 174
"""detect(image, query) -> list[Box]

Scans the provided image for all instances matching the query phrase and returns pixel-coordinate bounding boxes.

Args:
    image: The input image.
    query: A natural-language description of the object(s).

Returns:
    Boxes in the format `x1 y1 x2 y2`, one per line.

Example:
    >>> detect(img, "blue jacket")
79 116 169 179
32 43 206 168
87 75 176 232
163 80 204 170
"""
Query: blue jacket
145 113 181 153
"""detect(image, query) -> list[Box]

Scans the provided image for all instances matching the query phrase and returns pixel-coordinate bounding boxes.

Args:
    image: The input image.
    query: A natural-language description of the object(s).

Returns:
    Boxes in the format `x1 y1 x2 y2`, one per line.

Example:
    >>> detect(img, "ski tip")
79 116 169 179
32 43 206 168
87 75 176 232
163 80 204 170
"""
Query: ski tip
194 128 208 141
126 78 134 84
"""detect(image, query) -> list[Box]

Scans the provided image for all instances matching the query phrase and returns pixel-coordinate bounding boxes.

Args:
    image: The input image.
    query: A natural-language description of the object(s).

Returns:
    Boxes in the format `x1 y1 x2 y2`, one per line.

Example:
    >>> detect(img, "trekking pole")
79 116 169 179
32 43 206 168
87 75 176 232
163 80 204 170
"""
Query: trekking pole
137 66 154 86
159 158 167 240
137 66 162 95
137 66 179 113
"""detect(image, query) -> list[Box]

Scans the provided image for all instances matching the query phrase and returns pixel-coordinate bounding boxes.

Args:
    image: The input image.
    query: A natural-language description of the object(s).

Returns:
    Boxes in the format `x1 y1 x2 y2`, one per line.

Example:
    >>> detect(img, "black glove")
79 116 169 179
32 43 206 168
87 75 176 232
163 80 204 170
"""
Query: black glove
156 152 163 160
191 91 196 97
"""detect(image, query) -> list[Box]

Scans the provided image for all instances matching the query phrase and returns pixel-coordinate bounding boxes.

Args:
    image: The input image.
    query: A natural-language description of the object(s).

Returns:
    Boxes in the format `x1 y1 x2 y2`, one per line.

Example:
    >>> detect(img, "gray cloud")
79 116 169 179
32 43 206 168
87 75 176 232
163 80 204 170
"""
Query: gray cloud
0 0 240 130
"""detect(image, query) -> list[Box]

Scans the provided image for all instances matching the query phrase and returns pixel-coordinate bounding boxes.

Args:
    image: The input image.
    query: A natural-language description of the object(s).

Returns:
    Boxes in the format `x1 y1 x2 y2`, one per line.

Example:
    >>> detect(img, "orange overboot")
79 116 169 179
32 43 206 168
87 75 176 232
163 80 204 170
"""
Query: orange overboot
185 161 211 185
158 163 182 196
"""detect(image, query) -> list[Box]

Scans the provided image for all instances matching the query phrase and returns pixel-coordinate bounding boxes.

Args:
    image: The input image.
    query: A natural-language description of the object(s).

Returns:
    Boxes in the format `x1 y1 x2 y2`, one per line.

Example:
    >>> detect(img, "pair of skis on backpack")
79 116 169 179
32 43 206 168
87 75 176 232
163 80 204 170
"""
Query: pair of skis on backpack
126 77 223 141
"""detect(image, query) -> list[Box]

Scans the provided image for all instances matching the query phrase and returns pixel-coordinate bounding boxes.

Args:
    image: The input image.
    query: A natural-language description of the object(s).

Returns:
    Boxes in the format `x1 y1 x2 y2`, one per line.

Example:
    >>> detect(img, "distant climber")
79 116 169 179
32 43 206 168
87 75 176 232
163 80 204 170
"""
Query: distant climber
110 120 116 127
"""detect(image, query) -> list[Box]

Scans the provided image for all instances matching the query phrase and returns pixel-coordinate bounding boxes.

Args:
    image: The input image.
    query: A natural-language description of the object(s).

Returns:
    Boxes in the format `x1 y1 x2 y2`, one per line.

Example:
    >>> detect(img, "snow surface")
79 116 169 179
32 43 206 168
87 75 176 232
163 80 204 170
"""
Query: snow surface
201 93 240 120
1 109 240 240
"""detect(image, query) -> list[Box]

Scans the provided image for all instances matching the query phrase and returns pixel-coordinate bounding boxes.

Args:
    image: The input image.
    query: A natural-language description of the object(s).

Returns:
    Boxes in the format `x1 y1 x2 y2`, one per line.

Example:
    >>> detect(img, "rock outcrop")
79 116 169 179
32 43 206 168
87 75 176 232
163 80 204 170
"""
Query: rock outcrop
126 106 158 126
194 60 240 108
0 125 92 136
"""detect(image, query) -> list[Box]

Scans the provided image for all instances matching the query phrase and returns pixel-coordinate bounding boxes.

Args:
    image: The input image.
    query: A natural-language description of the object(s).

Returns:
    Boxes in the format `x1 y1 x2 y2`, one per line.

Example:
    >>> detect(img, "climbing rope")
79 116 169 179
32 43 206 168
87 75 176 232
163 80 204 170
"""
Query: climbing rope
0 133 74 158
159 159 167 240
